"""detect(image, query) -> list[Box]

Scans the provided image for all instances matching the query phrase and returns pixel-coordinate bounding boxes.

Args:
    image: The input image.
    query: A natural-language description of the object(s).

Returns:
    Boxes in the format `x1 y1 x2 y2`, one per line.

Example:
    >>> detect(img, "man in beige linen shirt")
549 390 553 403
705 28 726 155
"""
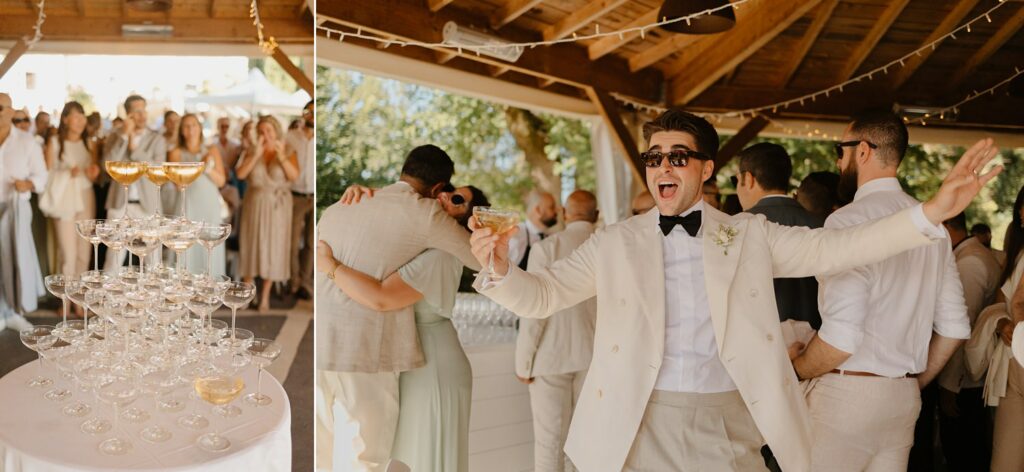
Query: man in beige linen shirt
314 145 480 472
470 108 1000 472
518 189 599 472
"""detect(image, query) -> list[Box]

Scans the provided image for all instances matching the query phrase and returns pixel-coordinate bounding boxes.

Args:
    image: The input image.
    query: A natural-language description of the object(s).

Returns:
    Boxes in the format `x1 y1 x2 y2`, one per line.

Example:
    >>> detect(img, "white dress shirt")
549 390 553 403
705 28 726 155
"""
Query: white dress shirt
818 177 970 377
0 128 48 201
287 128 314 195
656 200 737 393
508 219 548 268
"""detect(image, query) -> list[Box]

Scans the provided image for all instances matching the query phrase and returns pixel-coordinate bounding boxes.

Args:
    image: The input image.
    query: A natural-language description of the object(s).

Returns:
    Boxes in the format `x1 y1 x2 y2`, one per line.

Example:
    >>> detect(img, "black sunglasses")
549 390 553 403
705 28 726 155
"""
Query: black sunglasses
834 140 877 160
640 149 711 168
12 118 29 124
440 183 467 205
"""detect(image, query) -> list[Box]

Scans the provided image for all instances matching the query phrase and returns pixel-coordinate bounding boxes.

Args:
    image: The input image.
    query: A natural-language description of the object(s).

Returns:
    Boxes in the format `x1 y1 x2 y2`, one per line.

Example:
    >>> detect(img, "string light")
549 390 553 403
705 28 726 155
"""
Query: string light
250 0 278 54
24 0 45 48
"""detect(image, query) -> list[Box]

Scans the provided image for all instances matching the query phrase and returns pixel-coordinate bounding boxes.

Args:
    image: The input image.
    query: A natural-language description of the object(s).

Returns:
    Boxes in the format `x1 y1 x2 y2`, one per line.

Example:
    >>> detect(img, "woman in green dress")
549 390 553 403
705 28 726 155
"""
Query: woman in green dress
317 184 489 472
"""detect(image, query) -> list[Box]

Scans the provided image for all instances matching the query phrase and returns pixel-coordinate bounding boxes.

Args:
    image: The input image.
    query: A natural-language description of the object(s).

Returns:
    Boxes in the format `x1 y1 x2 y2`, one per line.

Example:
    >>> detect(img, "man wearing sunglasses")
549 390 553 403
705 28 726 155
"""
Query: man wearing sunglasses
11 110 31 133
791 110 974 471
470 107 1000 472
0 93 48 333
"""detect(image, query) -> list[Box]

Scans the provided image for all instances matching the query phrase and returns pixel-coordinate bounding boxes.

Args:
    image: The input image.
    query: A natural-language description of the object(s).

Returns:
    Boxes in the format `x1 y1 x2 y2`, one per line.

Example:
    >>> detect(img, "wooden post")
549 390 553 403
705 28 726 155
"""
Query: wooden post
586 87 644 183
270 47 314 97
714 115 770 172
0 39 30 81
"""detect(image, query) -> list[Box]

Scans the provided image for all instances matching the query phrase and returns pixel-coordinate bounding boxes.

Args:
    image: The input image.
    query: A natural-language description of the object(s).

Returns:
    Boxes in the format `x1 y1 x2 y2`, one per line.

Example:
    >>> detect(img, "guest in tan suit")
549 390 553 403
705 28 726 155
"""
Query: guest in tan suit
314 145 481 472
936 212 1002 470
470 108 1000 472
517 189 599 472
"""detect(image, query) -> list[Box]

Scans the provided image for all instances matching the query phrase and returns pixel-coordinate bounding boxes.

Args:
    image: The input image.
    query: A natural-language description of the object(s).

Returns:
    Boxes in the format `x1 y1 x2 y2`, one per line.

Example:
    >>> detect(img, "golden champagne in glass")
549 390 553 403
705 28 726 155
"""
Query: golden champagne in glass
105 161 146 185
472 207 519 278
195 376 245 405
145 164 169 186
163 162 206 189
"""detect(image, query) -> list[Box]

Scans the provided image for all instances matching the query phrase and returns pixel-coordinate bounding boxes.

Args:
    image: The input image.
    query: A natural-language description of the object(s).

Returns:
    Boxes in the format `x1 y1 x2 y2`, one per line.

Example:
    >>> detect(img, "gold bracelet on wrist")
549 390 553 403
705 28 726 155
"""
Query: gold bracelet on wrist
328 264 339 280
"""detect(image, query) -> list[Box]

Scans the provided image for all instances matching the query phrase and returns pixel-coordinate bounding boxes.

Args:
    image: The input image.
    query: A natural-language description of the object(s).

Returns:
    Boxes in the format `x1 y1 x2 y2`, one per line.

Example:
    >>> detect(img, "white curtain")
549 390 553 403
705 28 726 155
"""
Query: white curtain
590 118 636 226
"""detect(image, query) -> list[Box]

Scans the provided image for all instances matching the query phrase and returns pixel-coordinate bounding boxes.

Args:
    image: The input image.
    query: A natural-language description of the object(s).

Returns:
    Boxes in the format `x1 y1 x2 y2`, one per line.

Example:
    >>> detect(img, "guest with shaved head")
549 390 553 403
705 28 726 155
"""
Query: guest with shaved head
508 189 559 270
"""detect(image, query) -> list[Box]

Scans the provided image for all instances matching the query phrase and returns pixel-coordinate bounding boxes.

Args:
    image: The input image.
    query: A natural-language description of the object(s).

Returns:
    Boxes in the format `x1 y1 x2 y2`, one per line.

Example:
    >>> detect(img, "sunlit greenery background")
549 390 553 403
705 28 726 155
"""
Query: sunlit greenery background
318 67 1023 248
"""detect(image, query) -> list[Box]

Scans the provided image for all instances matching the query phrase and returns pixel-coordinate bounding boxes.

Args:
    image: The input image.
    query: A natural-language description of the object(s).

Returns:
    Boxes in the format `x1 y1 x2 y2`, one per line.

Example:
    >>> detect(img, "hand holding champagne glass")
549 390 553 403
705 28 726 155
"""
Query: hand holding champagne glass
469 207 519 279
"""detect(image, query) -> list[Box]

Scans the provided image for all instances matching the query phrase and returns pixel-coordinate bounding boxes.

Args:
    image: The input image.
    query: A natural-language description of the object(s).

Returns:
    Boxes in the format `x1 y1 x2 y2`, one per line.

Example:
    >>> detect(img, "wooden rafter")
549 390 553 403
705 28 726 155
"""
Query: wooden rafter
488 64 510 77
542 0 628 42
0 39 29 80
434 49 458 64
667 0 822 105
774 0 838 88
270 46 314 96
629 33 701 73
945 5 1024 94
714 115 769 171
0 16 312 42
318 0 663 102
888 0 980 91
427 0 456 13
587 7 658 60
834 0 910 82
585 87 644 182
76 0 86 17
490 0 544 29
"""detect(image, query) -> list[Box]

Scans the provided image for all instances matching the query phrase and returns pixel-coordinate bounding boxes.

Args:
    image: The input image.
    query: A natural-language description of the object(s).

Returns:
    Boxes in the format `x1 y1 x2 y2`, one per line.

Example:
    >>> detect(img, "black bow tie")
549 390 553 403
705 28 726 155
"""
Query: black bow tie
659 211 702 237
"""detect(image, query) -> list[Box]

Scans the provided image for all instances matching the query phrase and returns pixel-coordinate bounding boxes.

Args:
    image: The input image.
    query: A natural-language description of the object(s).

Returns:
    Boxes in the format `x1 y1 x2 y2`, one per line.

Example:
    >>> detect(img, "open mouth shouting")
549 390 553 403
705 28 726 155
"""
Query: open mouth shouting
656 180 680 200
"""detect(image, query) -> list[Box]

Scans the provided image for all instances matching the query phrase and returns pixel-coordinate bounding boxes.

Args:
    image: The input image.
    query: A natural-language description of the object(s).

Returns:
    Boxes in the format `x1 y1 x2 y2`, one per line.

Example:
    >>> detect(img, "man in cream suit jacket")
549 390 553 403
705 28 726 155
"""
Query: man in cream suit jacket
470 109 1001 472
517 189 599 472
102 94 166 269
315 145 481 472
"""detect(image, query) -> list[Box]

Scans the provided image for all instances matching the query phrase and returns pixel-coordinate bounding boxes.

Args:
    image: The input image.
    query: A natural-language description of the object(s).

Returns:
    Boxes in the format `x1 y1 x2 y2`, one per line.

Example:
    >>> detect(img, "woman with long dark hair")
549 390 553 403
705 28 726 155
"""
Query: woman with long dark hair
40 101 99 279
992 185 1024 470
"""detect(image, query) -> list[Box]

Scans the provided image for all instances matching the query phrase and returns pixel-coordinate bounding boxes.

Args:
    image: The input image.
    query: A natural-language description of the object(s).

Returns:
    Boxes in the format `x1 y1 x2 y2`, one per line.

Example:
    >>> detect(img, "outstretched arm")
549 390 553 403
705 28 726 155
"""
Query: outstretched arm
315 240 422 311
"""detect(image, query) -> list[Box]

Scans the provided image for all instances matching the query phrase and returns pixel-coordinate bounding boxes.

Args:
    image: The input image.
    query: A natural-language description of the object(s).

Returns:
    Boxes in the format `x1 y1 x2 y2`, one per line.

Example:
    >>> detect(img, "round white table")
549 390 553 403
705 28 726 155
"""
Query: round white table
0 362 291 471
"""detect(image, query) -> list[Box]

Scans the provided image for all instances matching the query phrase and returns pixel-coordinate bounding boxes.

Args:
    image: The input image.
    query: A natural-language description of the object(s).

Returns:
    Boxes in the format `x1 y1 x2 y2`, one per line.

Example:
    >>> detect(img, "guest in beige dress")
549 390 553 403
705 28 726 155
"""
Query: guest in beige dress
237 115 298 312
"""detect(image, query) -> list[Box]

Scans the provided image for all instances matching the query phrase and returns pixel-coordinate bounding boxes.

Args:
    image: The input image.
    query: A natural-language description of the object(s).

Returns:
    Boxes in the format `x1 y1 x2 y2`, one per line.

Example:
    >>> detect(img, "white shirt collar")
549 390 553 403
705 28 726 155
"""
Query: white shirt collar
854 177 902 201
673 198 704 217
525 219 545 237
759 194 791 201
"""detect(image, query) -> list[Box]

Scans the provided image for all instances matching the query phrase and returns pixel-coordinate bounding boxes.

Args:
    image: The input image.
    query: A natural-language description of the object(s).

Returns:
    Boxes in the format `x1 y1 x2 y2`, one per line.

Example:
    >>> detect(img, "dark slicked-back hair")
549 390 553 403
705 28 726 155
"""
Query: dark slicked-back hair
849 109 909 168
1000 185 1024 287
401 144 455 189
124 95 146 113
945 212 967 232
971 223 991 236
642 108 719 161
738 142 792 192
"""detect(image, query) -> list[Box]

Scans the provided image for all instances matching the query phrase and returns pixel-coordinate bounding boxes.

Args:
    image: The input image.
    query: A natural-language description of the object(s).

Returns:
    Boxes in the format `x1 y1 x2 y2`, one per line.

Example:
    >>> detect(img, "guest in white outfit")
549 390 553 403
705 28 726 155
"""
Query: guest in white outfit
102 95 166 270
287 100 315 299
0 92 48 331
41 101 100 280
936 212 1001 470
517 189 599 472
792 110 973 472
470 108 999 472
508 189 558 271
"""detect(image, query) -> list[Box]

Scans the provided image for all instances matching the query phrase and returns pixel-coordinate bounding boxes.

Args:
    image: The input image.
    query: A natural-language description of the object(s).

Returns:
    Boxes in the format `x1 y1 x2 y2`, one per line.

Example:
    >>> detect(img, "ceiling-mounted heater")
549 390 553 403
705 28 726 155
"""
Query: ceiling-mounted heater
442 21 523 63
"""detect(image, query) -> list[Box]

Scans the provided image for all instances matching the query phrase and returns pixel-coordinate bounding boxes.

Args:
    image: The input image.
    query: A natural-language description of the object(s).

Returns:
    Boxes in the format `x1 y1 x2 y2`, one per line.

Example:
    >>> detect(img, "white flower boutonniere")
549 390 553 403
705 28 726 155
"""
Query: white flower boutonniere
710 224 738 255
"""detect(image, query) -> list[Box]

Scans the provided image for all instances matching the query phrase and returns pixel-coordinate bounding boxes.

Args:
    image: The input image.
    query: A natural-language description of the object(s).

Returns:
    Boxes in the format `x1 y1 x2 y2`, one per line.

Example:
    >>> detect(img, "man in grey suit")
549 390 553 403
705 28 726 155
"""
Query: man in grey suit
736 142 825 329
102 94 166 270
517 189 599 472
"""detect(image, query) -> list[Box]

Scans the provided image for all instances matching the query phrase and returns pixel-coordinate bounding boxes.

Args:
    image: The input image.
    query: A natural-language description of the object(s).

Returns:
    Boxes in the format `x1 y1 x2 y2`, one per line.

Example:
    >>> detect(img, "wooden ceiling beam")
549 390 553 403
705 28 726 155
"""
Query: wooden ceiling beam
629 33 701 73
834 0 910 82
588 7 658 60
774 0 838 88
713 115 770 171
887 0 980 91
427 0 456 13
944 5 1024 94
490 0 544 29
76 0 87 17
585 87 644 182
0 39 29 81
0 16 313 43
318 0 663 102
270 46 314 96
542 0 629 42
434 49 458 64
488 64 511 77
667 0 822 105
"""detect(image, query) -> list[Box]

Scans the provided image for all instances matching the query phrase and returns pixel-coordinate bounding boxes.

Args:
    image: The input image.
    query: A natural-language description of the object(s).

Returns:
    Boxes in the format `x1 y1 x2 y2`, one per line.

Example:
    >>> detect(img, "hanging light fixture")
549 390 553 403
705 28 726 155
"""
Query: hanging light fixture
126 0 172 12
658 0 736 34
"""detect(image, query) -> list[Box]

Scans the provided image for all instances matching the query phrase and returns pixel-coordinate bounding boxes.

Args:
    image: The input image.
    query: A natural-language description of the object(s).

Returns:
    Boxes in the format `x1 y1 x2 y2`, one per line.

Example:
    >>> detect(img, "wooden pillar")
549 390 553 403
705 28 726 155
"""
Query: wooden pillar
0 39 30 81
585 87 644 183
713 115 769 173
270 47 314 97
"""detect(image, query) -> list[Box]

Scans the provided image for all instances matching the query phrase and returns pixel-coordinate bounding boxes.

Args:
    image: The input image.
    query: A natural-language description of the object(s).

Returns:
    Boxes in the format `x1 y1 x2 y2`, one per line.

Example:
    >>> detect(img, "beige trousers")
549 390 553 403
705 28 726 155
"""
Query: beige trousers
623 389 767 471
290 193 314 293
316 370 400 472
54 191 95 277
992 358 1024 470
807 373 921 472
529 370 587 472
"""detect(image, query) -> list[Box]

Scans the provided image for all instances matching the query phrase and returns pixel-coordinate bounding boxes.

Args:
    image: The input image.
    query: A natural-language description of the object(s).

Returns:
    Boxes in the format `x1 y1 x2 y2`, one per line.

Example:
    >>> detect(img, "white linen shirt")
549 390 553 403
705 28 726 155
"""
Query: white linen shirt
287 128 314 195
817 177 970 377
508 219 548 269
0 128 47 201
656 199 737 393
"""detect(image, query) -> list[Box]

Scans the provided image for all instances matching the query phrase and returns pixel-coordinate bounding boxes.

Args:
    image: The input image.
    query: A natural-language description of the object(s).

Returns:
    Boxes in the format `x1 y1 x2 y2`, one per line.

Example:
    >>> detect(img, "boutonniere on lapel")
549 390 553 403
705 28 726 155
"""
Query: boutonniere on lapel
710 224 738 255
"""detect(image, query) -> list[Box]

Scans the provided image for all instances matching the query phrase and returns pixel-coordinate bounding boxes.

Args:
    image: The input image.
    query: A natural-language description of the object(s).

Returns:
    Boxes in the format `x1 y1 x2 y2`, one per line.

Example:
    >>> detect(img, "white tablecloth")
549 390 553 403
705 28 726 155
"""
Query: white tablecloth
0 362 291 471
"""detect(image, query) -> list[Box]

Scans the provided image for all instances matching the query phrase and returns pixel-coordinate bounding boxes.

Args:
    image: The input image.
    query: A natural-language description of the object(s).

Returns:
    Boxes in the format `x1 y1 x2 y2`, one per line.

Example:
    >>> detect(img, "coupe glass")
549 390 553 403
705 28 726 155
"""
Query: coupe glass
194 375 245 452
221 281 255 339
176 360 211 430
45 274 72 339
97 376 139 455
244 338 281 406
78 362 112 435
74 219 104 273
472 207 519 279
20 325 56 388
160 221 199 279
105 161 146 220
196 223 231 278
139 367 176 443
163 162 206 219
144 164 170 217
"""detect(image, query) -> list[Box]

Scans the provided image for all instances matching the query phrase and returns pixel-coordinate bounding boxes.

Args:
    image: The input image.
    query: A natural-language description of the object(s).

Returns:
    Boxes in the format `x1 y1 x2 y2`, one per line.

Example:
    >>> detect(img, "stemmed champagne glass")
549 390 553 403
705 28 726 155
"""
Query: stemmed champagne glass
125 219 161 283
61 351 93 417
45 274 72 339
194 374 245 452
160 221 199 280
196 223 231 278
41 342 75 402
74 219 104 276
472 207 519 279
177 359 212 430
221 282 255 344
20 326 56 388
163 162 206 219
144 164 170 217
244 338 281 406
97 374 139 455
139 367 176 443
96 220 128 276
104 161 147 221
78 362 112 435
